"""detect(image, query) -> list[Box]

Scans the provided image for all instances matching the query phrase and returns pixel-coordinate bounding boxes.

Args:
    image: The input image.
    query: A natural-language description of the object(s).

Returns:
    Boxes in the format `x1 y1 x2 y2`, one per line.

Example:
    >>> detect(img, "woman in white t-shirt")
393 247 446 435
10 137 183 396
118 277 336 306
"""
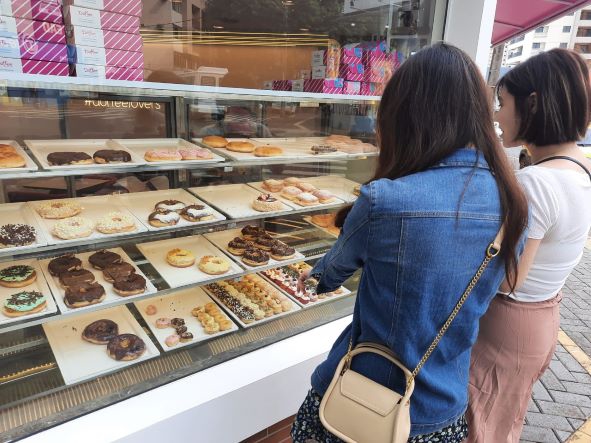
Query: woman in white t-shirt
467 49 591 443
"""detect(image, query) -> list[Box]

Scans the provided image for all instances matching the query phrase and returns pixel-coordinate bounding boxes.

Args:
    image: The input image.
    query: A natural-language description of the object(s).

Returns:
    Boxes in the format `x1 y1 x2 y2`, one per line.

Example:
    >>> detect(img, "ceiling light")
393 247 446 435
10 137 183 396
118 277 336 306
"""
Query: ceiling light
300 28 310 31
213 25 224 29
351 22 356 27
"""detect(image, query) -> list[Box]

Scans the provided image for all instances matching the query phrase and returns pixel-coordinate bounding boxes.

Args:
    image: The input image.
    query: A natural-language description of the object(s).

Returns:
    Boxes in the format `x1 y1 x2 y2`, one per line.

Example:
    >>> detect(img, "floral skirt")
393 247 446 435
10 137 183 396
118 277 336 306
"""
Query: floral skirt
291 389 469 443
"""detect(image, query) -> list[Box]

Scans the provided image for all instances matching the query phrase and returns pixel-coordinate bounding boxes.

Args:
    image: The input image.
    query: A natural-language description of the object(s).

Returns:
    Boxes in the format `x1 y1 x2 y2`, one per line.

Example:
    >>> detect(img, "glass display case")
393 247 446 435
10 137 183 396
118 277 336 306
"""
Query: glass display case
0 0 450 440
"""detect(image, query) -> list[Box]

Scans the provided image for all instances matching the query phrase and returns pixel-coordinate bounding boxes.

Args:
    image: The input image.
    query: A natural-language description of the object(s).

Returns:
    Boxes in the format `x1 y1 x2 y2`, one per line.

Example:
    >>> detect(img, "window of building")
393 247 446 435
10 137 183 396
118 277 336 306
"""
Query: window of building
575 43 591 54
582 10 591 20
510 35 525 44
171 0 182 14
563 26 572 32
509 46 523 58
577 27 591 37
560 42 568 48
532 42 541 49
535 26 546 33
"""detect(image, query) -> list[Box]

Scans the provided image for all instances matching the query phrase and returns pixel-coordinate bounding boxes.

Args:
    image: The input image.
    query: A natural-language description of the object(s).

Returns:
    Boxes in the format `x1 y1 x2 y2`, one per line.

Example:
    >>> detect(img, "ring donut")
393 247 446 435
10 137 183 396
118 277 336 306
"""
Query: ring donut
107 334 146 361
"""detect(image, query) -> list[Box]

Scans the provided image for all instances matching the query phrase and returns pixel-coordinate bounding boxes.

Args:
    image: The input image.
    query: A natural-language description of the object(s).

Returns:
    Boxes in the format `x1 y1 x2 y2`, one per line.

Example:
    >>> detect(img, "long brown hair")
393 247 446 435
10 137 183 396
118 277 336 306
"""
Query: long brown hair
337 43 528 291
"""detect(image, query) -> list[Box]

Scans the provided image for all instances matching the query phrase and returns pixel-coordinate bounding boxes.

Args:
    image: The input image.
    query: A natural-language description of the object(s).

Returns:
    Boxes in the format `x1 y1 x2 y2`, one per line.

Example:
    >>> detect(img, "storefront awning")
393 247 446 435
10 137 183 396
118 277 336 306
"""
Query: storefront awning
492 0 591 46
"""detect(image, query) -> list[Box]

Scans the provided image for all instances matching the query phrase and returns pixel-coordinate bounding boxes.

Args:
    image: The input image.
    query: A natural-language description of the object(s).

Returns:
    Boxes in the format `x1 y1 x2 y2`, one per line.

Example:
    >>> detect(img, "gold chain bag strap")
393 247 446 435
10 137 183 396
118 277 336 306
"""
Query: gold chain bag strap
319 227 505 443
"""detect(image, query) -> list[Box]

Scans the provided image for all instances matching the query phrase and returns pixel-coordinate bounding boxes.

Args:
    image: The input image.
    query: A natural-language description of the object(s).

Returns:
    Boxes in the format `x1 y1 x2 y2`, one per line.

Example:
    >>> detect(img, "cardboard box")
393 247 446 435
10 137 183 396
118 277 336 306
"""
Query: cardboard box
303 78 344 94
344 80 361 95
64 5 140 33
62 0 142 17
340 62 364 82
0 16 65 43
68 44 144 68
0 0 63 24
311 49 324 67
0 35 66 61
66 25 142 51
298 69 310 80
311 65 325 79
291 79 304 92
272 80 292 91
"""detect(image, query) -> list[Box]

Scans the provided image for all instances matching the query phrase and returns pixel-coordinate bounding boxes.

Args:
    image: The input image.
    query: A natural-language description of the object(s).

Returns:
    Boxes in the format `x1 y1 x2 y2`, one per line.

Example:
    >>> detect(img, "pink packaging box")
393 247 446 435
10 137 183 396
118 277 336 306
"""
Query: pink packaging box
342 45 363 64
303 78 344 94
0 16 65 43
64 5 140 33
364 51 396 68
344 81 361 95
360 82 383 96
71 44 144 68
67 25 142 51
62 0 142 17
365 65 389 83
340 62 364 82
0 35 66 61
23 58 68 75
0 0 63 24
272 80 292 91
106 65 142 81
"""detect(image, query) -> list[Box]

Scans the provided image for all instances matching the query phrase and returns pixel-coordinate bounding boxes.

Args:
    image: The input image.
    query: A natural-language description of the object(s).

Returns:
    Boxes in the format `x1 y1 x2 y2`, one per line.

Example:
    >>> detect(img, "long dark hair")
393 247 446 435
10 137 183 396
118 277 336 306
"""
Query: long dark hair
337 43 528 291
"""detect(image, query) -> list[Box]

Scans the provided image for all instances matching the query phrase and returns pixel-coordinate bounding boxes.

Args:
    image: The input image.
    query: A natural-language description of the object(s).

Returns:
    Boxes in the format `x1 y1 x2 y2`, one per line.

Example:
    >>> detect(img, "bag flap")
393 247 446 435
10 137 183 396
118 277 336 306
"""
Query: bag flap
340 370 402 417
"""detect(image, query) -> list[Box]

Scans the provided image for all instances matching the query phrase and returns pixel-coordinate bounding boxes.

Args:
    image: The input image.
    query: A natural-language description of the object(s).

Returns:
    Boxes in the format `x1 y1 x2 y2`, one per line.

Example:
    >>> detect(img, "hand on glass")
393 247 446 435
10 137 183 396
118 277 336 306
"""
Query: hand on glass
297 269 311 294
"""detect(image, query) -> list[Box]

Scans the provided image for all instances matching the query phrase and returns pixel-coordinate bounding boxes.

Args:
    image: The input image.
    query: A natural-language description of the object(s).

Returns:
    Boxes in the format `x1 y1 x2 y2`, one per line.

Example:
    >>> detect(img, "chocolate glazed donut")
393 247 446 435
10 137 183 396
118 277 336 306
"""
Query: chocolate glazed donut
107 334 146 361
48 255 82 276
113 273 146 296
64 282 105 308
93 149 131 164
88 250 122 270
82 319 119 344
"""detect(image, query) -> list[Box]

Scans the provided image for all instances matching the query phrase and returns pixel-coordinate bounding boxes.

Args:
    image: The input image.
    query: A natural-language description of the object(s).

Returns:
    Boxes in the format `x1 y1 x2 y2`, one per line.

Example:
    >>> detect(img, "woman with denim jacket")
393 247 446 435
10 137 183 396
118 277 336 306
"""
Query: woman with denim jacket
467 50 591 443
290 43 528 443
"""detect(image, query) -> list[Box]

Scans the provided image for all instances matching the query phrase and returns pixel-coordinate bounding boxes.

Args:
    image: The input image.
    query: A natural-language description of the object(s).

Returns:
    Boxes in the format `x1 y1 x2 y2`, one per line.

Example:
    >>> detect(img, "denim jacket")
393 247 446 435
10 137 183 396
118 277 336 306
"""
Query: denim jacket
311 148 511 436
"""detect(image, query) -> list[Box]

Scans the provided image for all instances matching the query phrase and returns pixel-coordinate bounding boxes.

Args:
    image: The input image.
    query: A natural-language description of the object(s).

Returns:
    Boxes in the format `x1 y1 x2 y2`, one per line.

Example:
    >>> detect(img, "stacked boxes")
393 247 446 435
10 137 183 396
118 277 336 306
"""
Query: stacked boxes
63 0 143 81
0 0 68 76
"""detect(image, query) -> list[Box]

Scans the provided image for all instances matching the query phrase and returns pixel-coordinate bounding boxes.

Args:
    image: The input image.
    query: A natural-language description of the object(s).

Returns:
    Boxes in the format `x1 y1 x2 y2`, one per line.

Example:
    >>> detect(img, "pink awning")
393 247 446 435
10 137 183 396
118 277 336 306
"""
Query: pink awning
492 0 591 46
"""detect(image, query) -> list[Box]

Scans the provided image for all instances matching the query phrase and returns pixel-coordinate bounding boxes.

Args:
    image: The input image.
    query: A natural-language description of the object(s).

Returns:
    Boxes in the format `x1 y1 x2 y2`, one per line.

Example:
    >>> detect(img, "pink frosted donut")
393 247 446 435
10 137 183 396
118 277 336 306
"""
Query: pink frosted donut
155 317 171 329
179 148 213 160
313 189 335 203
165 334 180 347
296 182 316 192
145 150 182 162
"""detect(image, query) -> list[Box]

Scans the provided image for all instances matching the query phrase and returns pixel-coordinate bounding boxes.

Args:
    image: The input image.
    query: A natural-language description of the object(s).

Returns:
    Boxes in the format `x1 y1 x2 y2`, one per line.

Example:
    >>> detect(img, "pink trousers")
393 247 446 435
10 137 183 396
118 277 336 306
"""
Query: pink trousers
466 292 562 443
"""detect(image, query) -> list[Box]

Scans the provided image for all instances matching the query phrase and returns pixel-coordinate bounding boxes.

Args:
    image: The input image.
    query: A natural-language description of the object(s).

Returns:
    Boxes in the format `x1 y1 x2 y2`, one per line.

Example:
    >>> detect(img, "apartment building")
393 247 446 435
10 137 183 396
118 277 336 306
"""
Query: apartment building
504 13 574 67
570 6 591 64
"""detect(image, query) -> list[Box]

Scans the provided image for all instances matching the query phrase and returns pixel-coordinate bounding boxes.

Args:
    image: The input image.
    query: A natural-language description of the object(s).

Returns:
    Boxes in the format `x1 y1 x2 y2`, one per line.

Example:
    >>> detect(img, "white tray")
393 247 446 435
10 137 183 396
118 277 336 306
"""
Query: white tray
0 203 49 254
136 235 243 289
28 195 147 246
202 279 300 328
0 140 39 173
189 184 294 219
247 180 345 208
134 286 238 352
24 139 144 170
39 247 157 313
303 215 340 238
116 138 225 166
0 259 57 325
203 228 305 271
260 268 352 309
250 137 349 158
43 305 159 385
113 189 226 232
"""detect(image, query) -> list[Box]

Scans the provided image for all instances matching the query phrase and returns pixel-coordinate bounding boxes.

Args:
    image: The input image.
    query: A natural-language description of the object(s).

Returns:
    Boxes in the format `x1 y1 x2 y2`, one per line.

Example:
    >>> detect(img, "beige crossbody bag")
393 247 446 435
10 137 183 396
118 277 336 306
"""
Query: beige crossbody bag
319 227 505 443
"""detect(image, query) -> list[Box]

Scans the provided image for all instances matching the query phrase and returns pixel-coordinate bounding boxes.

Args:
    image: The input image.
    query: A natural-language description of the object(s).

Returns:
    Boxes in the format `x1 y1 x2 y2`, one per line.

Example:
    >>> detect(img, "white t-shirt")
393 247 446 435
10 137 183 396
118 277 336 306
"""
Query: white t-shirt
511 165 591 302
